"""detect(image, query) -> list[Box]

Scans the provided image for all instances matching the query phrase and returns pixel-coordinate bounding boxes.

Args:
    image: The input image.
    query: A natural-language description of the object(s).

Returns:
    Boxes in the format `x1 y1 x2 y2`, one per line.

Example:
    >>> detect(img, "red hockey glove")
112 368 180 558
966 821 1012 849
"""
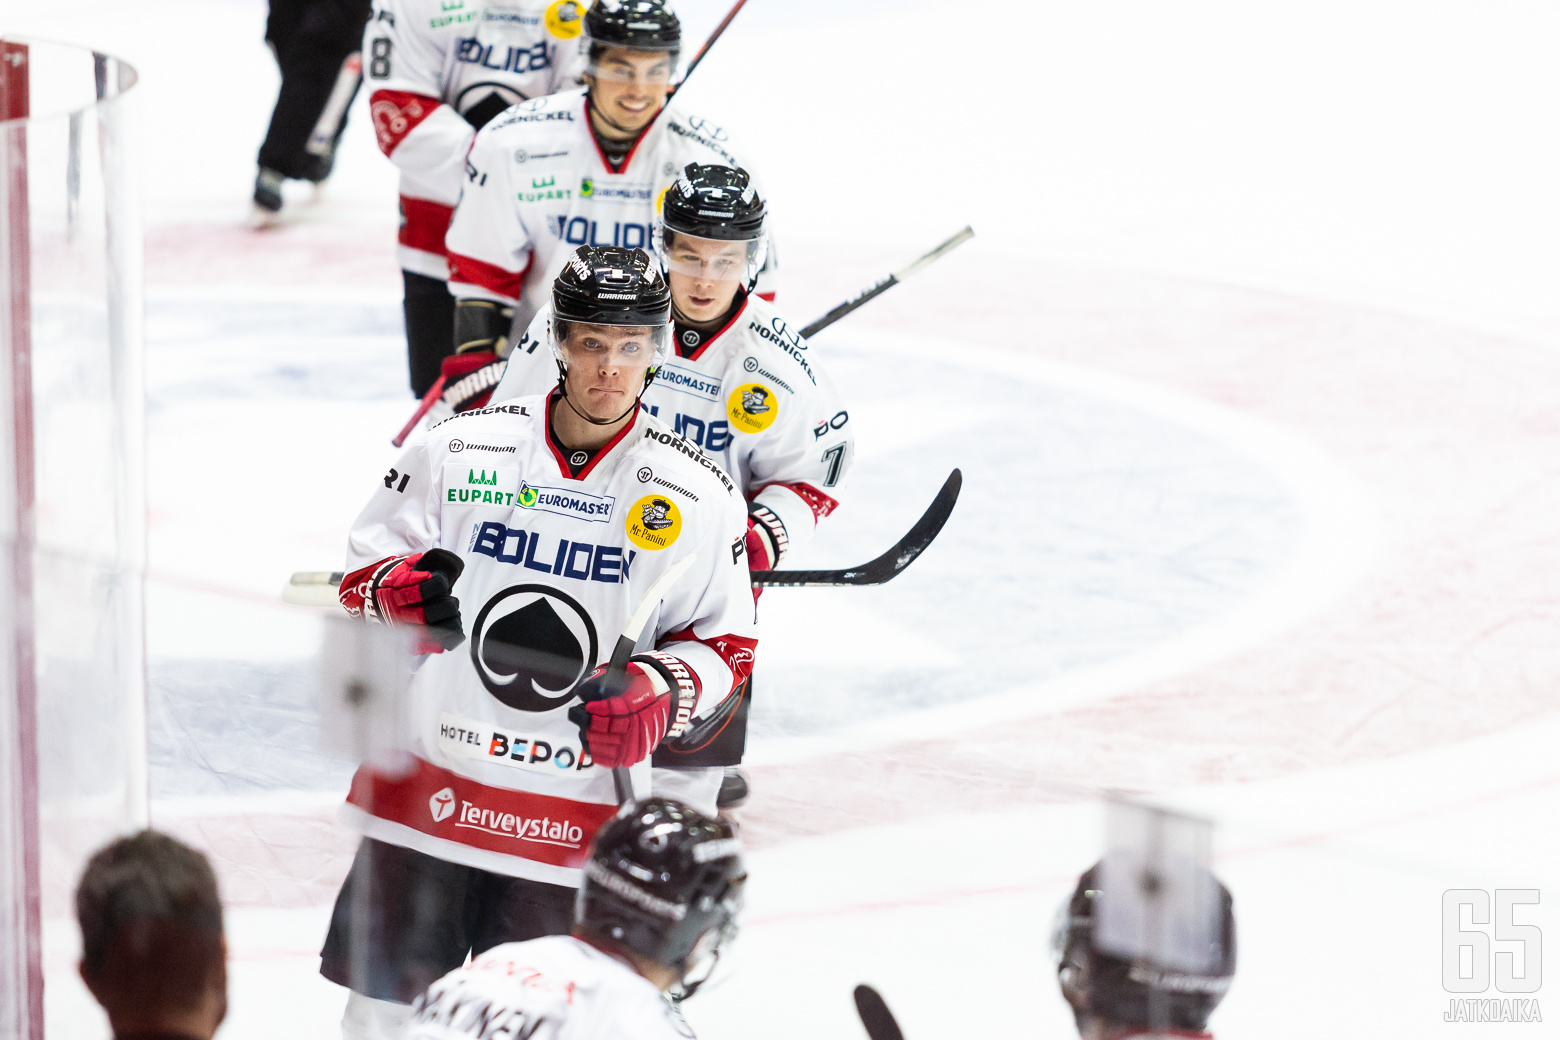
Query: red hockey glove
745 506 788 604
339 548 465 652
439 350 508 414
568 653 699 768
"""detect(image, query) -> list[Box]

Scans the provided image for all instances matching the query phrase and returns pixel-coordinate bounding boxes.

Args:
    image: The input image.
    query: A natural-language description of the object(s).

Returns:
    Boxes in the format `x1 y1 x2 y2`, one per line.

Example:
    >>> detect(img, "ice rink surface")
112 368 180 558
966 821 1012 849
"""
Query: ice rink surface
7 0 1560 1036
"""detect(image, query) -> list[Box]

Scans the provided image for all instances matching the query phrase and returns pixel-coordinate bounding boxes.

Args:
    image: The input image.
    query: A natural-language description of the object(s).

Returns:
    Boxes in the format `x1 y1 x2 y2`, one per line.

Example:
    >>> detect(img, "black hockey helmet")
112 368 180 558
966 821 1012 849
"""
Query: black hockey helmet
575 798 746 996
1051 862 1236 1033
584 0 682 55
655 164 768 290
662 164 766 242
552 245 673 329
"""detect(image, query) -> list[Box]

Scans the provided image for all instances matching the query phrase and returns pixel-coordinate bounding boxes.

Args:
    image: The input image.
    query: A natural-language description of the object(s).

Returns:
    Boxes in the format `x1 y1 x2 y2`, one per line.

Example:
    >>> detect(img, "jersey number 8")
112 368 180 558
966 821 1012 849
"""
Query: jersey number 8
369 37 392 79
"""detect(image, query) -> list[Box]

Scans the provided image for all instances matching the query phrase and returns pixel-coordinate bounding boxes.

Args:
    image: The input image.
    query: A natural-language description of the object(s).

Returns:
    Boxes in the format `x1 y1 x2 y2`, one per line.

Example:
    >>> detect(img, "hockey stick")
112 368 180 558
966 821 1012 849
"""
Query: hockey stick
281 468 958 604
749 468 960 587
671 0 752 95
854 985 905 1040
392 375 447 448
799 227 975 339
586 553 697 803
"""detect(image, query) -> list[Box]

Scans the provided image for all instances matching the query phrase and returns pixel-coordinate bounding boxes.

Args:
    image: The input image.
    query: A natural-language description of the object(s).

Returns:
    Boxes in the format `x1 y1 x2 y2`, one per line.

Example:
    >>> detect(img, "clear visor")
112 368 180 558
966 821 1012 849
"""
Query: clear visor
655 229 767 288
549 318 672 371
584 43 680 86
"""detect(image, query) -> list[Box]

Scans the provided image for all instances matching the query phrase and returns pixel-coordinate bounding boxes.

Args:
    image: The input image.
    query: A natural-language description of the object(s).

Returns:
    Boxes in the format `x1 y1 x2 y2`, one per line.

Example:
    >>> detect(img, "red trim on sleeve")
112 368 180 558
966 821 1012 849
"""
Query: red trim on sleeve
399 196 456 256
369 89 443 156
346 757 618 870
754 481 839 523
447 251 527 301
756 291 776 302
542 390 642 481
659 627 756 694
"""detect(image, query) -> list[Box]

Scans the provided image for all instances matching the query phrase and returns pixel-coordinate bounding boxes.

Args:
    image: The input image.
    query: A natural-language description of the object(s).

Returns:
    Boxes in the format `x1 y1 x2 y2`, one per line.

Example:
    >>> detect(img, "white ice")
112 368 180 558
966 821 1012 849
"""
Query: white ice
6 0 1560 1037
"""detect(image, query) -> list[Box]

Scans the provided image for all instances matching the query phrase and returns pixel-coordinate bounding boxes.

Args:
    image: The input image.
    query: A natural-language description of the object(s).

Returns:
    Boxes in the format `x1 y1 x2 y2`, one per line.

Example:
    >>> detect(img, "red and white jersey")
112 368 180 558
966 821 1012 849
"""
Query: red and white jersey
406 935 694 1040
363 0 588 279
341 396 757 885
494 294 853 561
444 88 777 335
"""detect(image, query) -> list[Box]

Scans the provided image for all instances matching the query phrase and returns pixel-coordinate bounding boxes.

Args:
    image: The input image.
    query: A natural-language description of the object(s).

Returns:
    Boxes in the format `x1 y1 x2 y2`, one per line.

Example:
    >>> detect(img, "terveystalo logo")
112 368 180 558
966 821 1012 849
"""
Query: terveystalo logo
727 382 779 434
626 494 681 551
429 787 456 823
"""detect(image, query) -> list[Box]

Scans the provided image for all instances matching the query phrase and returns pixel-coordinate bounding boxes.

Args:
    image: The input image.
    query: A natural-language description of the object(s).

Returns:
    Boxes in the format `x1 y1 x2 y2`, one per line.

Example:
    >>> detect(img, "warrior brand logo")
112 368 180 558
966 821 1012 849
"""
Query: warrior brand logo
514 148 568 164
681 329 700 347
429 787 457 823
470 585 600 712
637 466 653 482
642 428 737 494
515 482 615 521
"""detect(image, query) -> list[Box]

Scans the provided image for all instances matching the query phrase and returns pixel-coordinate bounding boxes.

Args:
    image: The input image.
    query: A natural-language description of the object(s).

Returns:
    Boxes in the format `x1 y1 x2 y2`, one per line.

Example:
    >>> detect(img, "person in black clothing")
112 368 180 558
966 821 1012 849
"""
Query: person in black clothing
254 0 372 219
75 830 228 1040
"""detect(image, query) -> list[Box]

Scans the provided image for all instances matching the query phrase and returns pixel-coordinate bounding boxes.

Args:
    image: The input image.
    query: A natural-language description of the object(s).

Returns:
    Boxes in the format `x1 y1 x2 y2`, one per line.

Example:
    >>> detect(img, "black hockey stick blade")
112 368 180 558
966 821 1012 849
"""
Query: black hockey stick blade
799 226 975 339
854 985 905 1040
749 468 961 588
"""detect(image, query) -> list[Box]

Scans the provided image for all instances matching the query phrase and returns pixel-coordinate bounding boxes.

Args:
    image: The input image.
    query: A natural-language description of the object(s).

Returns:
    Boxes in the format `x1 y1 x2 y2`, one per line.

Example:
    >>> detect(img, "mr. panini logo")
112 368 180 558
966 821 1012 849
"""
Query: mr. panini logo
439 713 594 775
642 429 737 494
516 482 615 522
748 319 816 385
727 383 779 434
626 494 682 551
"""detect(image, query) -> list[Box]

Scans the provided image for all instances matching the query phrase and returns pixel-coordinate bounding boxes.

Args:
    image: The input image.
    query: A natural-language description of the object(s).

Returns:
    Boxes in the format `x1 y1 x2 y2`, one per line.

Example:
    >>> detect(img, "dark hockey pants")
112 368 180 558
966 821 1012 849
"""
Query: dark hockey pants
258 0 370 178
404 270 456 399
319 837 577 1003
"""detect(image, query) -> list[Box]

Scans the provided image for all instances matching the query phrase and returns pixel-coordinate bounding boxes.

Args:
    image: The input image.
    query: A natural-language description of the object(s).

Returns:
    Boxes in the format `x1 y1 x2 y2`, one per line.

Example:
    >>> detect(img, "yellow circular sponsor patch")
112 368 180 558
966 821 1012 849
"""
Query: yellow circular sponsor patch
727 382 779 434
545 0 585 39
626 494 682 551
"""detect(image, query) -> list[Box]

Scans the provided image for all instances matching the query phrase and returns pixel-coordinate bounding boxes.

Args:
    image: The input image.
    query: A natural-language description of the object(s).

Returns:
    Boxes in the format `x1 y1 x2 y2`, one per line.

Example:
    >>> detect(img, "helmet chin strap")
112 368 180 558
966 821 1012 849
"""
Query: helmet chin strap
555 363 657 427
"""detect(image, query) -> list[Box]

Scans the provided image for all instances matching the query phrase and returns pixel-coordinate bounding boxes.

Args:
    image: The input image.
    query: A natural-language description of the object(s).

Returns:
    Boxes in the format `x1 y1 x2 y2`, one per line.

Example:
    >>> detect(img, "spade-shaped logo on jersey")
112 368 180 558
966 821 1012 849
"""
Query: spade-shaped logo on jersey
470 584 599 712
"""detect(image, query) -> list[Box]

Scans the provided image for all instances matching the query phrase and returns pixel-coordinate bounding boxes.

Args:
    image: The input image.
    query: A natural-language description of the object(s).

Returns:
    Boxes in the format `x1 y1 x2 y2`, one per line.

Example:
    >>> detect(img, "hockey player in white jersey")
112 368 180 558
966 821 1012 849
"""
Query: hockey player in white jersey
1052 863 1237 1039
318 246 757 1038
437 0 778 418
362 0 588 396
493 163 853 781
405 797 744 1040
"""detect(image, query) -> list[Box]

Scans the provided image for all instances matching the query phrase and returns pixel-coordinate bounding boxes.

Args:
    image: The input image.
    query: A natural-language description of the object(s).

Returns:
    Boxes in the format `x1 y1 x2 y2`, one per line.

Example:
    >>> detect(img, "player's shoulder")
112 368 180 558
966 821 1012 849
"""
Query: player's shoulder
728 294 821 393
629 411 741 505
661 103 744 167
482 88 588 139
424 396 545 454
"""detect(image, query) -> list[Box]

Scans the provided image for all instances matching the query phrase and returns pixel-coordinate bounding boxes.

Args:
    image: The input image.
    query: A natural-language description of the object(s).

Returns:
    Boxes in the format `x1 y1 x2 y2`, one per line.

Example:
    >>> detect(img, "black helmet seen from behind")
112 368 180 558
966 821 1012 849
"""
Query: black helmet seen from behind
575 797 746 997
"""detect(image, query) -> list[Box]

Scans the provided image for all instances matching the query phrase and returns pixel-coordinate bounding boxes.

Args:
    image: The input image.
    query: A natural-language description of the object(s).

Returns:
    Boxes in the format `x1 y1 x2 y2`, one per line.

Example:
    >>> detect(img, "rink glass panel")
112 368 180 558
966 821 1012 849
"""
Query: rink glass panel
0 37 143 1040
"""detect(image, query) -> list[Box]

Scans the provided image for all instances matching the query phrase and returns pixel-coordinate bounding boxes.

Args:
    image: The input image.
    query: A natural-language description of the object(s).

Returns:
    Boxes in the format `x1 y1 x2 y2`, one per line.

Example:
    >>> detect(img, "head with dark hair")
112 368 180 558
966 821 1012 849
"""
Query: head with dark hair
75 830 227 1040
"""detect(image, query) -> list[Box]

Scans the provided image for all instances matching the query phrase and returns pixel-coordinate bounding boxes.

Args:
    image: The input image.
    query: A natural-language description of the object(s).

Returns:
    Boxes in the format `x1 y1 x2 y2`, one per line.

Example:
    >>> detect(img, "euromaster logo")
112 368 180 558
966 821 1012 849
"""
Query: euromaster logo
429 787 456 823
516 482 615 522
626 494 682 551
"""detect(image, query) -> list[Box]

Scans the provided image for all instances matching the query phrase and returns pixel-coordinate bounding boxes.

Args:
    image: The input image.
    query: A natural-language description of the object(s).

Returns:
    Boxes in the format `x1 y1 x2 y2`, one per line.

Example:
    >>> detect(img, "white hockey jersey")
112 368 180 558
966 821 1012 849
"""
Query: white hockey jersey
341 396 757 885
406 935 695 1040
363 0 588 279
444 87 777 335
494 294 854 560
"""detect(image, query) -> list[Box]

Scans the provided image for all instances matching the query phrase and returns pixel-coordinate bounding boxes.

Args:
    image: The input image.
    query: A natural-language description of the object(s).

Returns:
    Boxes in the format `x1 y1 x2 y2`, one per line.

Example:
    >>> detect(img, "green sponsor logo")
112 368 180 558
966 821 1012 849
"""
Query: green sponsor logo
518 485 540 507
468 469 499 486
579 177 594 197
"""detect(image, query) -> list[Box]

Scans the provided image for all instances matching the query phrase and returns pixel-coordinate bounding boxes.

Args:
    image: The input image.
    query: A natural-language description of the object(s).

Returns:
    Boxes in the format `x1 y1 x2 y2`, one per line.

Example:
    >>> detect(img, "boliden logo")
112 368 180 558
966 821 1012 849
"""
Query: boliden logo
456 802 586 849
727 382 779 434
470 585 600 711
471 522 637 585
626 494 682 551
429 787 457 823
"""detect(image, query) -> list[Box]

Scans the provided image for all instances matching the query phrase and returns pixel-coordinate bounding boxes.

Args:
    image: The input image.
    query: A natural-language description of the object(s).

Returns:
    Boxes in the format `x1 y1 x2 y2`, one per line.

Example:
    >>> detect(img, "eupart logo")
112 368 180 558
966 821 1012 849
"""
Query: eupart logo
429 787 457 823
